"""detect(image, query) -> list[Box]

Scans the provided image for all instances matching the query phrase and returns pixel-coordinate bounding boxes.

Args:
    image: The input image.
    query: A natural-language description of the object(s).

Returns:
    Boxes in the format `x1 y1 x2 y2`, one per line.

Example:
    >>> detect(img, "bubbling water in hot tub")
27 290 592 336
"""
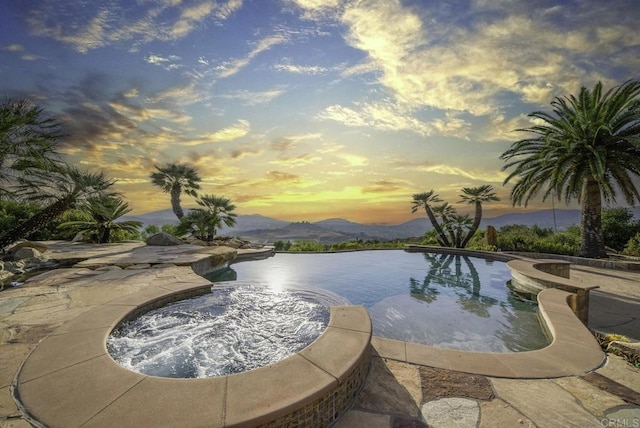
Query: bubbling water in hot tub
107 283 348 378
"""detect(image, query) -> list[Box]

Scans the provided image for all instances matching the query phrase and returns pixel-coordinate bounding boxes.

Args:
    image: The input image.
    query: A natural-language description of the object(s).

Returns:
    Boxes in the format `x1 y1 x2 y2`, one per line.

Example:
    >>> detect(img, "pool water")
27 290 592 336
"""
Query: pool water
108 284 346 378
208 250 549 353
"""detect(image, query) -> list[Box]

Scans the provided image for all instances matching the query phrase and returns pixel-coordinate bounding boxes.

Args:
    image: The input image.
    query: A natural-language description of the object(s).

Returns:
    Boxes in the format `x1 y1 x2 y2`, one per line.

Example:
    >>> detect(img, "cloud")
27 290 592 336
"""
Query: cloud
362 179 410 194
220 88 286 105
337 153 368 167
269 153 322 167
185 120 251 145
24 0 243 53
319 101 470 138
274 63 328 75
2 44 25 52
329 0 640 117
217 34 288 78
145 54 182 70
265 170 300 182
391 159 507 183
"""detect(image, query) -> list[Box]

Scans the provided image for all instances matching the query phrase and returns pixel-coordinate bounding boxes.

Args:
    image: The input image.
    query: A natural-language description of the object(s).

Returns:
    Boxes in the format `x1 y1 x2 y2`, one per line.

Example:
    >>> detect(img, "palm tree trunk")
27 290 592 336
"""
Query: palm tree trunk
424 206 451 247
170 186 184 219
461 201 482 248
579 178 606 258
0 197 72 250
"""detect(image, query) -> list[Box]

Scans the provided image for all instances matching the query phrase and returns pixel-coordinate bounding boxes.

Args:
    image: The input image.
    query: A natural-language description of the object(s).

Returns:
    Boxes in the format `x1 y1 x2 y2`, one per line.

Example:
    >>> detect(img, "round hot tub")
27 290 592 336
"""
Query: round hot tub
108 283 348 378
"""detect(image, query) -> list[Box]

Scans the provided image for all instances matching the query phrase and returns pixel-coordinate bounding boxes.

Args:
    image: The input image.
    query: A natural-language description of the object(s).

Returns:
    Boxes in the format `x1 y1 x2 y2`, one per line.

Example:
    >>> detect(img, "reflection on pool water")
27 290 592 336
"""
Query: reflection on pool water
209 250 549 353
108 284 346 378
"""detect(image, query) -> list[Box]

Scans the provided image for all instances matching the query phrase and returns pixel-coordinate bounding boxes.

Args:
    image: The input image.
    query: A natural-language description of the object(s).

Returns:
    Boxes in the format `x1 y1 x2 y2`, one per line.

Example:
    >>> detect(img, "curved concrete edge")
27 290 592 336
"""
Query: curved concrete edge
12 281 372 428
372 287 605 379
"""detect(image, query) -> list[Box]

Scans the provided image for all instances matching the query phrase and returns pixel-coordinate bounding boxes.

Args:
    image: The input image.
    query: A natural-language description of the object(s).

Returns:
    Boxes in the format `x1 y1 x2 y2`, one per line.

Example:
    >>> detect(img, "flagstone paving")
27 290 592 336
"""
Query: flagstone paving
0 241 639 427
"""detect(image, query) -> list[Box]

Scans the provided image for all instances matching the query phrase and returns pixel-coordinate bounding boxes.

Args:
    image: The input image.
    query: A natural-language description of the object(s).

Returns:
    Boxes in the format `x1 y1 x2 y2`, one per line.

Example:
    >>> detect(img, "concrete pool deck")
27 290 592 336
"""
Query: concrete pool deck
1 242 639 427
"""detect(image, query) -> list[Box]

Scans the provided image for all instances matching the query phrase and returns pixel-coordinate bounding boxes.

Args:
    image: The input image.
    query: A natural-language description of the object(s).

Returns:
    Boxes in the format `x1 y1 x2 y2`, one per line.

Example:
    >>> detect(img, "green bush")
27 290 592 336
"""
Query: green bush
287 240 327 252
602 208 640 251
623 233 640 256
496 224 579 255
0 200 91 241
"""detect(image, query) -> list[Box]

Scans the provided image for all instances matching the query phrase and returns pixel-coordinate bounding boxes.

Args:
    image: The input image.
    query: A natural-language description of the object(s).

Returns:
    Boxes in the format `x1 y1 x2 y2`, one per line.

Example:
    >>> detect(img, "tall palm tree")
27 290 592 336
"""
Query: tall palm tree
501 80 640 258
58 196 142 243
459 185 500 248
411 191 451 247
149 163 202 220
196 194 237 237
0 164 117 249
0 99 63 199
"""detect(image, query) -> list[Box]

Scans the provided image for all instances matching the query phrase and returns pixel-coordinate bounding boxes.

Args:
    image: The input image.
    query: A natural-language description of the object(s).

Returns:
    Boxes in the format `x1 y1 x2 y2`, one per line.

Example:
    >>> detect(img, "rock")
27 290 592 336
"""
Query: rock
124 264 152 270
3 261 26 274
13 247 49 262
145 232 184 246
8 241 49 254
0 270 14 284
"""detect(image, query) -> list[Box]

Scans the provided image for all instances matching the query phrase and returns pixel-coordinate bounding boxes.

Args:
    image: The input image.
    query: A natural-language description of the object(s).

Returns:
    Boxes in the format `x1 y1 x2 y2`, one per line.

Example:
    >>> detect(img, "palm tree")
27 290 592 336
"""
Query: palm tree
448 214 474 248
432 202 456 246
0 164 117 249
459 185 500 248
501 80 640 258
149 163 201 220
0 99 63 199
196 194 237 237
411 191 451 247
58 196 142 243
177 209 219 241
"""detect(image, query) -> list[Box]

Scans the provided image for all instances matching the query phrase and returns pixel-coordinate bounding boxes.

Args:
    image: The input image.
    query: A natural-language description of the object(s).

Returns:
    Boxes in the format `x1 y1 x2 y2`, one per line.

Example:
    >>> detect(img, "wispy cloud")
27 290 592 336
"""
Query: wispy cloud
220 88 286 105
274 63 328 75
217 34 288 78
185 120 251 145
145 54 182 70
319 101 470 138
25 0 243 53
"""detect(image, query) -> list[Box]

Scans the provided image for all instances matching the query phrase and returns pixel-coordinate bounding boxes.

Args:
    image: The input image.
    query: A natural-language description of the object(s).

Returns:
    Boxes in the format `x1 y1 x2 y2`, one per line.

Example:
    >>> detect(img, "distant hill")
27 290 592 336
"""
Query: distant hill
125 207 640 243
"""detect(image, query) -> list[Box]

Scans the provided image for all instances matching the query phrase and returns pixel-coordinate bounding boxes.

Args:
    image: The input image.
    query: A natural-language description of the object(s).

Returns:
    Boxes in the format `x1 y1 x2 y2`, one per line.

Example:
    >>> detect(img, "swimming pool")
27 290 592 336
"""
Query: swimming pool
208 250 549 353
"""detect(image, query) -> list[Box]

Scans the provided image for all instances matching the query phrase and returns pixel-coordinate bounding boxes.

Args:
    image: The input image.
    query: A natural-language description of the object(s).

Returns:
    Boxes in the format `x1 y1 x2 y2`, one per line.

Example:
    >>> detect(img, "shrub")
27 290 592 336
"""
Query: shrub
623 233 640 256
496 224 579 255
287 240 327 252
602 208 640 251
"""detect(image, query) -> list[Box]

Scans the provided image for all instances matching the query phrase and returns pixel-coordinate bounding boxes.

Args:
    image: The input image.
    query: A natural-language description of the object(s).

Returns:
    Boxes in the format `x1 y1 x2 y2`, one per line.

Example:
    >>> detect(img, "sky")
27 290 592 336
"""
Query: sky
1 0 638 224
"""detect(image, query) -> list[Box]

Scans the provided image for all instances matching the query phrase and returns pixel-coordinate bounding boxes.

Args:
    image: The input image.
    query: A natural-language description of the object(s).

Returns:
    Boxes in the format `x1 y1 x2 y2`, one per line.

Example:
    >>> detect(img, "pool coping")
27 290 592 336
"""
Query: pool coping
12 283 372 428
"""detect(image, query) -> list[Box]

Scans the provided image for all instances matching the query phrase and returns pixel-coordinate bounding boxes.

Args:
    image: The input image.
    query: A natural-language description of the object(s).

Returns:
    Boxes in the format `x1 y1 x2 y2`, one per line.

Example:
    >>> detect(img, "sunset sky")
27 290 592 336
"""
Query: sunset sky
1 0 638 224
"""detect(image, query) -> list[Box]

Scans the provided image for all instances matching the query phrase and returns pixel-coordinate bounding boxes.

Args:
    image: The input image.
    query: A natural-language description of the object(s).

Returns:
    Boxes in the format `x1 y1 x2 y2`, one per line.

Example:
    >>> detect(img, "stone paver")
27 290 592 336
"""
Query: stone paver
603 406 640 428
333 410 391 428
421 398 479 428
354 357 422 417
478 399 534 428
554 376 627 417
490 378 602 427
596 354 640 393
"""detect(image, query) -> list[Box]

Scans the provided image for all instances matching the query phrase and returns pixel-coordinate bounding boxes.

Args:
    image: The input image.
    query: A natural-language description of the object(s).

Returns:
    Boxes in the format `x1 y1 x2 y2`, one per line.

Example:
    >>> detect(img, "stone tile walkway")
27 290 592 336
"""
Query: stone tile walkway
0 242 639 427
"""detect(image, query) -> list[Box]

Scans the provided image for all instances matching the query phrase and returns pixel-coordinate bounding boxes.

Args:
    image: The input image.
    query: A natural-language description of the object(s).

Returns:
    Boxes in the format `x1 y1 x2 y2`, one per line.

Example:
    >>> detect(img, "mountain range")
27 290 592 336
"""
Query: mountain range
124 208 625 243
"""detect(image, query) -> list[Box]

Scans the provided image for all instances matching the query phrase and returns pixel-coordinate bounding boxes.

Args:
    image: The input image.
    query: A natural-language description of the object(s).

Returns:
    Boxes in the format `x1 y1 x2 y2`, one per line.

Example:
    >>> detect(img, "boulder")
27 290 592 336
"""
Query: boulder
13 247 49 262
145 232 184 246
3 261 26 274
0 270 14 283
9 241 49 254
